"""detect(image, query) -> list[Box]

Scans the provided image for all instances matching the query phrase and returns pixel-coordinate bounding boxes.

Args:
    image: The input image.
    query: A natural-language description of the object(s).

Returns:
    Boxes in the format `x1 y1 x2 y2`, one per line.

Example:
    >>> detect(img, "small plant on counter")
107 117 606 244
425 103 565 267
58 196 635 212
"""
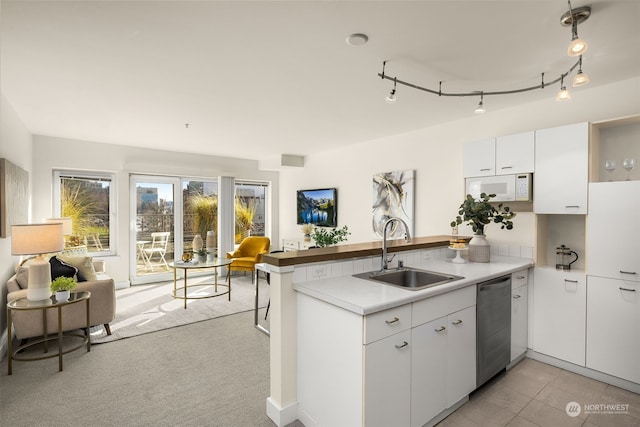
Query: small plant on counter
300 223 314 235
194 248 209 256
450 192 515 235
50 276 77 292
311 225 351 247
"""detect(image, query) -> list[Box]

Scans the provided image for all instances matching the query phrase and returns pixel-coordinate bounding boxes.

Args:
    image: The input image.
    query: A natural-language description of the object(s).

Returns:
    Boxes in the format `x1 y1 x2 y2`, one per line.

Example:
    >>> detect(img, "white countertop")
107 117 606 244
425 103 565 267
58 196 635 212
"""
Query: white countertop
293 256 533 315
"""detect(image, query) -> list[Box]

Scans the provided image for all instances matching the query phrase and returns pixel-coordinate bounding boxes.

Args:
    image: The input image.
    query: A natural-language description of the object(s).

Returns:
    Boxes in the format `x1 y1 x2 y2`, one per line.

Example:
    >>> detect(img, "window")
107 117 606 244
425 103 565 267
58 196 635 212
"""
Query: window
235 181 267 243
53 170 116 256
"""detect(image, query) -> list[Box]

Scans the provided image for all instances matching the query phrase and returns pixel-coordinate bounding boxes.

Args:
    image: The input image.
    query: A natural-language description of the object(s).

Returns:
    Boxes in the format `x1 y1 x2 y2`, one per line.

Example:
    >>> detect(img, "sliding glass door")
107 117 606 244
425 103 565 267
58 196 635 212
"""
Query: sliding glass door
130 175 182 285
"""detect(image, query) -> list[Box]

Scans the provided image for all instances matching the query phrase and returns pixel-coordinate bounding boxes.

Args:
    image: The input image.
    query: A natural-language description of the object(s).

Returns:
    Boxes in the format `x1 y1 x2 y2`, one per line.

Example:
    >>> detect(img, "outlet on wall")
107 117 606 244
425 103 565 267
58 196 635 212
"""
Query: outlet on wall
312 265 327 277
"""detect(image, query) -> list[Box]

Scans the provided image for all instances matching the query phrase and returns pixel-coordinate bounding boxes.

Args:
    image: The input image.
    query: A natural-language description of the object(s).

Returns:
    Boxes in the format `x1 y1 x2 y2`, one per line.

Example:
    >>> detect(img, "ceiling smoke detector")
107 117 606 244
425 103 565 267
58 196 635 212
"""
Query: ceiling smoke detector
346 33 368 46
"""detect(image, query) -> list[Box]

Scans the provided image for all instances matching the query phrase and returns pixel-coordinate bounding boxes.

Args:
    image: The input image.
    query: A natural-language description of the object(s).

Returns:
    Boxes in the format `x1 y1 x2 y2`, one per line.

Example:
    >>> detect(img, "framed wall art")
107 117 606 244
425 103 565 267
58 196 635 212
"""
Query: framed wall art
372 169 415 238
0 158 29 238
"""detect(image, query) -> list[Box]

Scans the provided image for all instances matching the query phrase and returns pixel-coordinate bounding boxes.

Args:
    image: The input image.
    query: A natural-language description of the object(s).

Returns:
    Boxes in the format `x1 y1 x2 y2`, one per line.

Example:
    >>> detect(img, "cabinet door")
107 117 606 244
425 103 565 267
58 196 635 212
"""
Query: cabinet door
511 284 528 361
411 317 447 427
446 306 476 408
463 138 496 177
586 276 640 383
532 268 586 366
496 131 534 175
364 330 411 427
534 122 589 214
587 181 640 282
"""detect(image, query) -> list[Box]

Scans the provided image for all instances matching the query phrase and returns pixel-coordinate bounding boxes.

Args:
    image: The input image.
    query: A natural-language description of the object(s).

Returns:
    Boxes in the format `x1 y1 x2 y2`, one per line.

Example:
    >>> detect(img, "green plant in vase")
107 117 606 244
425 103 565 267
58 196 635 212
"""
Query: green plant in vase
450 193 515 262
50 276 77 302
311 225 350 247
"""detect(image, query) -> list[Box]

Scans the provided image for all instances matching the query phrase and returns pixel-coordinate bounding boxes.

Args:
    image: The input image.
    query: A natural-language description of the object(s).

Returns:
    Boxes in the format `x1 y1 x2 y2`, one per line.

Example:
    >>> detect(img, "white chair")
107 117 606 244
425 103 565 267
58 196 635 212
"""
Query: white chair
143 232 170 271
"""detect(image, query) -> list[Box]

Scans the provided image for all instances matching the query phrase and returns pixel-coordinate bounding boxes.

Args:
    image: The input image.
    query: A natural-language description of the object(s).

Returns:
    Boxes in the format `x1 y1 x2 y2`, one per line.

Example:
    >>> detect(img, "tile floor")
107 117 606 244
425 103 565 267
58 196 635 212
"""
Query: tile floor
437 358 640 427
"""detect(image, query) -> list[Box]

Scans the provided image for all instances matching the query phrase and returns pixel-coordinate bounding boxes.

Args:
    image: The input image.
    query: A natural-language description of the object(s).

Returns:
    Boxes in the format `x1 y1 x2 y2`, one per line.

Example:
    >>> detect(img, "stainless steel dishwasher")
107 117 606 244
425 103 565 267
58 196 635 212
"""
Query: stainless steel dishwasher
476 275 511 388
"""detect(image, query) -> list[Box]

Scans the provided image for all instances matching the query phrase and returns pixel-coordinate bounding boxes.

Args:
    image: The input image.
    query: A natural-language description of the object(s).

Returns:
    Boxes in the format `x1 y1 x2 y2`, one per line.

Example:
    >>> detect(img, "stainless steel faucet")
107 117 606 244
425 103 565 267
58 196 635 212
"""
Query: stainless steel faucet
381 217 411 271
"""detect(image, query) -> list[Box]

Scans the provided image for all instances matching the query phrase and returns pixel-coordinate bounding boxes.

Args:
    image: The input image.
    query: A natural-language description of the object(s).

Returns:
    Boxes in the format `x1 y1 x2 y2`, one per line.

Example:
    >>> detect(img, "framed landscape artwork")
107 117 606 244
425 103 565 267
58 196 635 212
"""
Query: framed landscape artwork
0 158 29 238
372 169 415 238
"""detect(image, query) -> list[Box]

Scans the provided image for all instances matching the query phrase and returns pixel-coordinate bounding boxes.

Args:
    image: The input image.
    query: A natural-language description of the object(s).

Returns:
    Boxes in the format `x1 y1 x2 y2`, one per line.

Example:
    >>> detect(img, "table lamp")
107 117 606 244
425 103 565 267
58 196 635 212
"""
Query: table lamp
11 223 65 301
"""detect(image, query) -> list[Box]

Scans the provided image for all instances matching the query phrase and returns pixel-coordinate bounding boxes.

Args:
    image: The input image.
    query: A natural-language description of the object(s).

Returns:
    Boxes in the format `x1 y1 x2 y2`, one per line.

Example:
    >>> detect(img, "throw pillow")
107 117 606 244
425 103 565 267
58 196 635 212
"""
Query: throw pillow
15 266 30 289
57 256 97 282
49 256 79 280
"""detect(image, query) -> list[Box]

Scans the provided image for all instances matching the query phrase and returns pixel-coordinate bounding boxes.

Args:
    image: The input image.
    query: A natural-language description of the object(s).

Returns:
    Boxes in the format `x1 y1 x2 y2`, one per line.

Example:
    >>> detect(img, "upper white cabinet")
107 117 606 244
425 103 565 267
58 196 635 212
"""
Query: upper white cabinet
587 181 640 281
496 131 535 175
463 138 496 177
534 122 589 214
463 132 535 178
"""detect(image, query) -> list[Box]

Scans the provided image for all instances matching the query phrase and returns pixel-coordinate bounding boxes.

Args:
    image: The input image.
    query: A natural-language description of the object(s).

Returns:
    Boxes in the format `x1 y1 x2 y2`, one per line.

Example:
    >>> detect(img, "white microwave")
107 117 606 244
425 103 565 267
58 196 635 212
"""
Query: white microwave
465 173 532 202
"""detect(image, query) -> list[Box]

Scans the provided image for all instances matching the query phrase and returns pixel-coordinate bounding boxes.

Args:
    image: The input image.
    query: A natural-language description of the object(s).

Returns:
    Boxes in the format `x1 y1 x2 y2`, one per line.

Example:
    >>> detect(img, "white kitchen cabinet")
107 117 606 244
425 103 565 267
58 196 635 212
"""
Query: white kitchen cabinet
511 269 529 361
532 267 586 366
534 122 589 214
586 276 640 384
364 330 412 427
587 181 640 282
463 138 495 177
496 131 535 175
282 238 314 252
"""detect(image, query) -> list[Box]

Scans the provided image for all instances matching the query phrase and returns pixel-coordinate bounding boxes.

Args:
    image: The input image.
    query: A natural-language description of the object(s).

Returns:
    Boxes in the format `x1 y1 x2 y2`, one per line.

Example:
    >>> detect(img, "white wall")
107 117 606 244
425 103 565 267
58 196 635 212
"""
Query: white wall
31 135 280 286
278 76 640 253
0 93 33 354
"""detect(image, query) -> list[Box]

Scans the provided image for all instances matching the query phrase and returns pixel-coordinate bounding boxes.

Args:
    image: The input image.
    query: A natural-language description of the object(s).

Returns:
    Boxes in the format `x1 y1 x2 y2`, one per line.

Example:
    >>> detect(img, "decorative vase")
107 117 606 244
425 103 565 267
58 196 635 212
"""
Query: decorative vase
55 290 70 302
468 234 490 263
206 231 215 261
197 255 207 264
303 233 311 242
192 234 203 251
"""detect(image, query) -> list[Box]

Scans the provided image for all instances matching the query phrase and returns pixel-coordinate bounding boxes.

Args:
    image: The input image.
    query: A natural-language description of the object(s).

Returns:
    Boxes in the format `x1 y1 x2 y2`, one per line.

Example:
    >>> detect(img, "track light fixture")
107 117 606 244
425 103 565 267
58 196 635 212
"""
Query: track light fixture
572 56 590 87
561 1 590 57
379 4 591 111
556 74 571 101
385 77 397 104
474 93 486 114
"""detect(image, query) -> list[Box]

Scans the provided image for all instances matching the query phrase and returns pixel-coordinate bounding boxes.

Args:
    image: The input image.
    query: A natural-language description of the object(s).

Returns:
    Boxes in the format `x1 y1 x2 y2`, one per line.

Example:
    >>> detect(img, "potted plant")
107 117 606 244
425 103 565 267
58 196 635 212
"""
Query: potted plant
311 225 350 248
50 276 77 302
301 223 314 242
194 248 209 263
450 193 515 262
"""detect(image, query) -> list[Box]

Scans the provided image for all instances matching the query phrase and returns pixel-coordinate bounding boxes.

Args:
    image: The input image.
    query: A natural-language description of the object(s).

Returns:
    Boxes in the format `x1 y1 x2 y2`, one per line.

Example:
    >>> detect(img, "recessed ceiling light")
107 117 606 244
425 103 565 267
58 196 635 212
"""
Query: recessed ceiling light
346 33 368 47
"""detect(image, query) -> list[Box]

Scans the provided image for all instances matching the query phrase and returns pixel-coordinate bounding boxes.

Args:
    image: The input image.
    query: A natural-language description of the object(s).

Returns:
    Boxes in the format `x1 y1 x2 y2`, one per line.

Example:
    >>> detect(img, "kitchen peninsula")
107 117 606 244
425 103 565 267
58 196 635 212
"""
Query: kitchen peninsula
262 235 533 427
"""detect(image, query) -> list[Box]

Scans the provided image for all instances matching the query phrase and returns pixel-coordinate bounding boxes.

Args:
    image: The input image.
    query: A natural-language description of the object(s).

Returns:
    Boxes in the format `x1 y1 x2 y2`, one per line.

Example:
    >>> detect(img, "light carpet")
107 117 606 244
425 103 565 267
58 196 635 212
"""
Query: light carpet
91 273 270 343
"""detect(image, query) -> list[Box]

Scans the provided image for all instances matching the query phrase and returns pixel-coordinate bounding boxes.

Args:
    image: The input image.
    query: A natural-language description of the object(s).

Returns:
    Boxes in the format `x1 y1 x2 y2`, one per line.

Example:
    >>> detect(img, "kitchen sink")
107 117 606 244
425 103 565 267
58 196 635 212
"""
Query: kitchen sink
353 267 464 291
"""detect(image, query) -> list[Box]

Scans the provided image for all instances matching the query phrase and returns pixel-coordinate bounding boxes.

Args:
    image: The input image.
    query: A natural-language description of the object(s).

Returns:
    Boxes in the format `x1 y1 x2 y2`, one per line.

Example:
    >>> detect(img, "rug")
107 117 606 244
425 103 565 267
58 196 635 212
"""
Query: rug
91 273 269 343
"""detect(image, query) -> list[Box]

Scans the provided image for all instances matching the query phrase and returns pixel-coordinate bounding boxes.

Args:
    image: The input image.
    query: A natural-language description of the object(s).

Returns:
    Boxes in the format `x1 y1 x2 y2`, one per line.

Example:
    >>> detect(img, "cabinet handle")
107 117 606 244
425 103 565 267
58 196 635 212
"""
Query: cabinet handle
394 341 409 349
480 168 491 172
501 166 513 170
619 287 636 292
517 276 526 280
385 317 399 325
565 205 580 208
513 294 521 299
620 271 637 275
564 279 578 283
451 319 463 325
434 326 446 332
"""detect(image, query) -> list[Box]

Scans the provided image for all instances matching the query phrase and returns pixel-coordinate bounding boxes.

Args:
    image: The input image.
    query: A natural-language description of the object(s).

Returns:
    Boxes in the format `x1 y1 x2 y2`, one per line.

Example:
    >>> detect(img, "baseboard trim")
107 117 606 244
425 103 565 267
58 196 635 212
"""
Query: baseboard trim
527 350 640 394
266 397 298 427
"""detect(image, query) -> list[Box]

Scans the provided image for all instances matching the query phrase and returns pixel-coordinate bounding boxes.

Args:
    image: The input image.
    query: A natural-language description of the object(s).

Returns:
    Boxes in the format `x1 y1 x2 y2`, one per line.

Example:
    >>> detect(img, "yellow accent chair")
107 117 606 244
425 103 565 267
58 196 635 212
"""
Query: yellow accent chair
226 236 270 281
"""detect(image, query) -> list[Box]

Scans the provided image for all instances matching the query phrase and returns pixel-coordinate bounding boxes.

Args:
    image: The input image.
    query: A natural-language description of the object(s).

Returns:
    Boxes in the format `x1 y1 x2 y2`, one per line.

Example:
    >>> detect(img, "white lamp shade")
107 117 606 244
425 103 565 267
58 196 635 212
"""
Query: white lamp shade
568 38 588 57
11 223 65 255
44 217 73 235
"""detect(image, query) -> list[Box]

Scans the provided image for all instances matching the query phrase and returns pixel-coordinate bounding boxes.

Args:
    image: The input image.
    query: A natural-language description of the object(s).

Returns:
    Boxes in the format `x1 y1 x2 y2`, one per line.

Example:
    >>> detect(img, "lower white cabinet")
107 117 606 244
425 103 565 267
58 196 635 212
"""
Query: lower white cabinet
532 268 586 366
511 269 529 361
282 238 314 251
297 286 476 427
364 330 412 427
586 276 640 384
411 306 476 427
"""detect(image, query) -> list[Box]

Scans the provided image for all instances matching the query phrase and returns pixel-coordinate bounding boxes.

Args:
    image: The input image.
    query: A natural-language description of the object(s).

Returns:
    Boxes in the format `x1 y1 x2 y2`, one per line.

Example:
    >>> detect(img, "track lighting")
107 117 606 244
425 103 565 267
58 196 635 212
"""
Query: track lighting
561 1 590 57
572 56 590 87
385 77 397 104
378 4 592 111
474 93 486 114
556 75 571 101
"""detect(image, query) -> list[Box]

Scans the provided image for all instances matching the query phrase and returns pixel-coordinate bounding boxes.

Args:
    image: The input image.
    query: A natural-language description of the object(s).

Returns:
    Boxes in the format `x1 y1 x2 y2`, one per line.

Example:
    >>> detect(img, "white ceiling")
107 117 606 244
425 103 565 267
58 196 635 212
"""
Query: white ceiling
2 1 639 162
